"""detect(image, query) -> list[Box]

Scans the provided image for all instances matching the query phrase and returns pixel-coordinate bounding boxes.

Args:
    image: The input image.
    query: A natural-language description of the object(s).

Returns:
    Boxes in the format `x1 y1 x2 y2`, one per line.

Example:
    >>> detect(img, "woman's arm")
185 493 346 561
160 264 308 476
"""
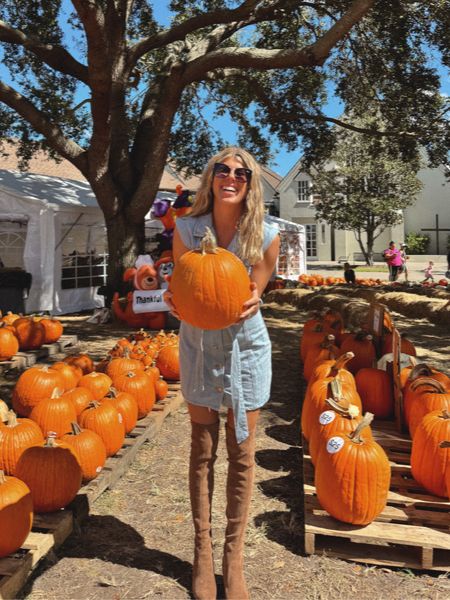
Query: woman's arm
163 227 190 316
239 234 280 320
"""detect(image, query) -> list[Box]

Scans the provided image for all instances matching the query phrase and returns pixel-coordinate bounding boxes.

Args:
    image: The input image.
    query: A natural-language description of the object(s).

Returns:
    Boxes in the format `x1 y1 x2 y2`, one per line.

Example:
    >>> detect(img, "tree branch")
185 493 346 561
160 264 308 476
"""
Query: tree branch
213 70 417 138
129 0 263 64
0 80 88 173
0 20 88 84
182 0 375 82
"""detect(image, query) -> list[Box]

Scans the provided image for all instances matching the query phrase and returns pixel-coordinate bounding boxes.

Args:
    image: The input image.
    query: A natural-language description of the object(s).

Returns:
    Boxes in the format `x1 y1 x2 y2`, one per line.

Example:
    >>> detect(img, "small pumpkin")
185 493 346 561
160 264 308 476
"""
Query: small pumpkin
339 332 376 374
408 379 450 438
13 317 45 351
169 227 251 330
0 470 33 558
355 368 394 419
62 387 95 417
106 388 138 434
77 372 113 401
50 361 82 390
155 376 169 402
30 389 78 438
63 353 94 375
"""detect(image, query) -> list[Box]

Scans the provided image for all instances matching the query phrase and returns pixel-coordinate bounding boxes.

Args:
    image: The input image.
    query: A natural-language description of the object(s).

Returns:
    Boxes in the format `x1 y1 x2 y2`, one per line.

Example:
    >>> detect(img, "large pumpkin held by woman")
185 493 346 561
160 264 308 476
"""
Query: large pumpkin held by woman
170 227 251 330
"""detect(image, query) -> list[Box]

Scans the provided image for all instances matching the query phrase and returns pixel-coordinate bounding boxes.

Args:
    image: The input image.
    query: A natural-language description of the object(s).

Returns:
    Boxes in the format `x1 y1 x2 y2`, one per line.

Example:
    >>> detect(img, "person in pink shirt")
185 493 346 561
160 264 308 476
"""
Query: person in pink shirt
383 241 403 281
422 261 434 283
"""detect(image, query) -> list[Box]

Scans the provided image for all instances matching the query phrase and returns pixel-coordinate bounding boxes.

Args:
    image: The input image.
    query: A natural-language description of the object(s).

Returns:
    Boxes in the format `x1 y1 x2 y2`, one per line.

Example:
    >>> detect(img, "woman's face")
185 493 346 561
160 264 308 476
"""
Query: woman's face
211 156 249 209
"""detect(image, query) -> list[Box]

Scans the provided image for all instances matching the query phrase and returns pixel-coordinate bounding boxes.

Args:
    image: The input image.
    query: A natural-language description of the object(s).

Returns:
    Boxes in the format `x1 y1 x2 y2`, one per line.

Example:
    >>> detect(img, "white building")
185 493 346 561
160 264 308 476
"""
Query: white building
278 155 449 261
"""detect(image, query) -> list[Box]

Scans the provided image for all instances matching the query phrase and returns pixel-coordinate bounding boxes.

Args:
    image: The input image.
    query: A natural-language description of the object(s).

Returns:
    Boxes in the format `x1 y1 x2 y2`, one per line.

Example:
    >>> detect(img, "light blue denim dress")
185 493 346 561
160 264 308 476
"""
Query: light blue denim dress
176 213 279 443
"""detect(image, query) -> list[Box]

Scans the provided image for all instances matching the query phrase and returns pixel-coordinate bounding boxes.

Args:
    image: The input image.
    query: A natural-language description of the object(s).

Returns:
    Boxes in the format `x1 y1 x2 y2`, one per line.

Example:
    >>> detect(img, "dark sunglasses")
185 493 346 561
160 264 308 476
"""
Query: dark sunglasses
213 162 252 183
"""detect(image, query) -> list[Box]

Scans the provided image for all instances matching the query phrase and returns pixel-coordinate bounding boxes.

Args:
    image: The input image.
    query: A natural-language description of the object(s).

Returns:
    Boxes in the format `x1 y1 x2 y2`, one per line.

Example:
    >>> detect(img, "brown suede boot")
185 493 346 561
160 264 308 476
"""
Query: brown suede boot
190 420 220 600
222 423 256 600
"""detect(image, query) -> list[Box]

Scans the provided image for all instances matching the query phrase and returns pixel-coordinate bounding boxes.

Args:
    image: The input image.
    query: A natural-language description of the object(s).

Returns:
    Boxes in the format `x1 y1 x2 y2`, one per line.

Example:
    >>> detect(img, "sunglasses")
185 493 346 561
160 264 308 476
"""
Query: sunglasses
213 162 252 183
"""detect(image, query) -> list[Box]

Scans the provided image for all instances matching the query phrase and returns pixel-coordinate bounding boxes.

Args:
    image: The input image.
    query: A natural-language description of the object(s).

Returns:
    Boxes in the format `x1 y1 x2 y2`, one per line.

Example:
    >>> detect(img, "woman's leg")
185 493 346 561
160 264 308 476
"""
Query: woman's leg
222 409 259 600
188 404 220 600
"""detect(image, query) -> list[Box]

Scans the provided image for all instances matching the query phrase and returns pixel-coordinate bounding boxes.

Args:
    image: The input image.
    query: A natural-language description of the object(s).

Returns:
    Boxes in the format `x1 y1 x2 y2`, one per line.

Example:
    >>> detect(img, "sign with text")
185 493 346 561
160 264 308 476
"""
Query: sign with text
132 290 169 313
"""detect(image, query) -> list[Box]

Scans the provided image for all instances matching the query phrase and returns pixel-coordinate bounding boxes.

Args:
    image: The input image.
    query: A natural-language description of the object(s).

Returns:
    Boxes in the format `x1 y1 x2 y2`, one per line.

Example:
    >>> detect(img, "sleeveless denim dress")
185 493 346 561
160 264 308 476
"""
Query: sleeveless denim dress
175 213 279 443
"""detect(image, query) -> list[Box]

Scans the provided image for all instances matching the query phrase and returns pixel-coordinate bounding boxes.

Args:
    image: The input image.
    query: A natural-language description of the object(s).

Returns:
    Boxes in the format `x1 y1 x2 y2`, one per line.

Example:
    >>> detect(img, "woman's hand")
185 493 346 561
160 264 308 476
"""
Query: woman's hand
162 276 180 319
238 282 261 322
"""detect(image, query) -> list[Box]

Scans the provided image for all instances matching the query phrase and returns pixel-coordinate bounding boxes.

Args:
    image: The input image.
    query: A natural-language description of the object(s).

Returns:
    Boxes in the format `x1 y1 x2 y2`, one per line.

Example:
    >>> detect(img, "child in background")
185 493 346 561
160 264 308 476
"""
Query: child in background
422 261 434 283
343 262 357 284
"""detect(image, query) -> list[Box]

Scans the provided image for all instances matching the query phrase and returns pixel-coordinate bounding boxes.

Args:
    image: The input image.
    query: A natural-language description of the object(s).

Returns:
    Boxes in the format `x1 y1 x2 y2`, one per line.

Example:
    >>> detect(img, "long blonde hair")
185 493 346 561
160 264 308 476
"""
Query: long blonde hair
190 146 265 265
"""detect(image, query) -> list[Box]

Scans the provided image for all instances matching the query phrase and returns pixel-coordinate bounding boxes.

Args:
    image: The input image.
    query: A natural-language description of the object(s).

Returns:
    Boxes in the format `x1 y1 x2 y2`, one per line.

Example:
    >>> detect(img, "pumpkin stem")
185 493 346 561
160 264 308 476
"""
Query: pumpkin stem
6 410 18 428
331 352 354 375
200 227 218 255
409 377 446 394
0 470 6 484
45 432 58 446
441 410 450 420
325 397 360 418
70 422 82 435
348 412 374 443
439 440 450 448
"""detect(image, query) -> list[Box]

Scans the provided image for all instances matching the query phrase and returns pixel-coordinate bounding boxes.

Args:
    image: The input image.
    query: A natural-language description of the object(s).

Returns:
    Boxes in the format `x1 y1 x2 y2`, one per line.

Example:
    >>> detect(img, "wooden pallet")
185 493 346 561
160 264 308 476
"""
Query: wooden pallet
0 335 79 375
303 420 450 571
0 383 183 600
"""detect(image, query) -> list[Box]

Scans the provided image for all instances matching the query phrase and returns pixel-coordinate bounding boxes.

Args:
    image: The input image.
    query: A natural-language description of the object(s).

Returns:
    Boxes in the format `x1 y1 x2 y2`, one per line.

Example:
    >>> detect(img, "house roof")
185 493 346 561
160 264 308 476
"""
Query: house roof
0 140 282 195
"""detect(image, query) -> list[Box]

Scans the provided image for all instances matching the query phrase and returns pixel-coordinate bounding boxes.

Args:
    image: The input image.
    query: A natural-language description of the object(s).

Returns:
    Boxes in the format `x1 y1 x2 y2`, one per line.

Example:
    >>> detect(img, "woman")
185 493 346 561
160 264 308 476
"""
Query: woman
383 241 402 282
165 147 279 600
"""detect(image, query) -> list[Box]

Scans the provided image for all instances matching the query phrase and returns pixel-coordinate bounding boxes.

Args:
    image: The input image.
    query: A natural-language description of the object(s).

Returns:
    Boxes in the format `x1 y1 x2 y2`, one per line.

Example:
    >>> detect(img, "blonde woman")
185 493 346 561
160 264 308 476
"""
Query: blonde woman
164 147 279 600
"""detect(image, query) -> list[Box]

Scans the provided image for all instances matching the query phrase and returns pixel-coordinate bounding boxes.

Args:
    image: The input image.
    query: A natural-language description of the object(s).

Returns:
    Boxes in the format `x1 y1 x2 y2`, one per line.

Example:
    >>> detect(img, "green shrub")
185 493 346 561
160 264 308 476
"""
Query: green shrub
404 232 430 254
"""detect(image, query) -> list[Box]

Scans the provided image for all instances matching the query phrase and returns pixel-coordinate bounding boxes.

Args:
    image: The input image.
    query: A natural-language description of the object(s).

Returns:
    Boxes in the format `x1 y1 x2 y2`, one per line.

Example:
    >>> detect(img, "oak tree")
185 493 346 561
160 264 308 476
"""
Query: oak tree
0 0 448 293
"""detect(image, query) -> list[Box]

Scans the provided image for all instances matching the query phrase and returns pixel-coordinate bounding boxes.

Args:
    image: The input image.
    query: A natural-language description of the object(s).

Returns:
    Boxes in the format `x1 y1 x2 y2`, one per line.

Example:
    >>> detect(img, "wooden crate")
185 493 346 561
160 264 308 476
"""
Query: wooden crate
0 335 79 375
0 383 183 599
303 420 450 571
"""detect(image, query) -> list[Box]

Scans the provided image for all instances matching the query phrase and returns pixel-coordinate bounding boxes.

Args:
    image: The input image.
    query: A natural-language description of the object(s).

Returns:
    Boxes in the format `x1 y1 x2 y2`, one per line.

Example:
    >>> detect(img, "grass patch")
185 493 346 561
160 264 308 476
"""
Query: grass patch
354 265 389 272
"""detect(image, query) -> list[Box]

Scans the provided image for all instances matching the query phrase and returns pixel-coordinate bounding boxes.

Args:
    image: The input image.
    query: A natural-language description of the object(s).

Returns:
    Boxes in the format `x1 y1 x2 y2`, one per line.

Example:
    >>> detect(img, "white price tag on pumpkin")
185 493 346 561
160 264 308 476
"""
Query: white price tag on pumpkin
319 410 336 425
326 436 345 454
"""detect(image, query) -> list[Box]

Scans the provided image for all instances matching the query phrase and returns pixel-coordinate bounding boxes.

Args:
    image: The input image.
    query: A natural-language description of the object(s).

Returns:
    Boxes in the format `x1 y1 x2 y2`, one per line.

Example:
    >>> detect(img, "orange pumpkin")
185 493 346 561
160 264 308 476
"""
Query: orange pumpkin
169 227 251 330
339 332 376 374
61 423 107 482
155 376 169 401
78 401 125 456
355 368 394 419
15 435 82 513
77 372 113 401
408 379 450 438
49 361 81 390
62 387 94 416
0 324 19 360
156 345 180 381
411 410 450 498
0 411 44 475
106 388 138 434
315 413 390 524
0 470 33 558
112 371 155 418
14 317 45 351
64 353 94 375
12 365 66 417
39 318 63 344
30 390 78 438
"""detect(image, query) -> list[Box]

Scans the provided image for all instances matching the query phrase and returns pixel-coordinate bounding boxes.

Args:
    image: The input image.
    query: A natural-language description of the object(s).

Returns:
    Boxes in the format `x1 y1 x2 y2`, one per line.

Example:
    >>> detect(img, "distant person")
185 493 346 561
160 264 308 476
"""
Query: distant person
343 262 357 284
399 243 409 281
422 260 434 283
383 241 402 282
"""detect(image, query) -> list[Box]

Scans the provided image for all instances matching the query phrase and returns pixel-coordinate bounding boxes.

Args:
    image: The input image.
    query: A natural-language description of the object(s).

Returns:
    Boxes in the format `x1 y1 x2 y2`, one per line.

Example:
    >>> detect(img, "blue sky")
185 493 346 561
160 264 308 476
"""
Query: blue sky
0 2 448 178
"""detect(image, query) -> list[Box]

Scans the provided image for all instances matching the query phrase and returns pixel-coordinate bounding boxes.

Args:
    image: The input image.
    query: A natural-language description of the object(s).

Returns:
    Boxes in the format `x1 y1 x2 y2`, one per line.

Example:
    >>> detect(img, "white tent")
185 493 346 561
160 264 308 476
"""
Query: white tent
265 214 307 278
0 170 164 314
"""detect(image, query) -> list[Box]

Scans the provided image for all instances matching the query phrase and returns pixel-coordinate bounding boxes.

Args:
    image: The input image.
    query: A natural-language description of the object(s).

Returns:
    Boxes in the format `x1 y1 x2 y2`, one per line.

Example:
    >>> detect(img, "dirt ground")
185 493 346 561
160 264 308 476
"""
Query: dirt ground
3 295 450 600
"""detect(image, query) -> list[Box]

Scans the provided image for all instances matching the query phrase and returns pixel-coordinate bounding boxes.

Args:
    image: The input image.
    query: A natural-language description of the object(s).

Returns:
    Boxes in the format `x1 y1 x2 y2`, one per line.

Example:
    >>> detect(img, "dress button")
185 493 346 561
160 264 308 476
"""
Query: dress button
215 386 223 393
214 363 221 369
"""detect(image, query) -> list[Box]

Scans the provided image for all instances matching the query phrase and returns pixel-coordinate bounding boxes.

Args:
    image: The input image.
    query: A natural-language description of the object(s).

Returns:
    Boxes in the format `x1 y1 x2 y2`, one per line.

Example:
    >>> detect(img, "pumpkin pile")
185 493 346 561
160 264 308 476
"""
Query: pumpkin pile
0 328 180 558
300 307 450 526
0 312 64 360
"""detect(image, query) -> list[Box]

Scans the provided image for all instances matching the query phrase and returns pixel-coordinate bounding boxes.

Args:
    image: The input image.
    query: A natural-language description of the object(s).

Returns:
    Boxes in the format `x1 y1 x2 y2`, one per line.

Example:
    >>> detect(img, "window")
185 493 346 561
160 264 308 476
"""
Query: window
60 224 108 289
321 224 326 244
305 224 317 258
0 221 27 268
297 180 310 202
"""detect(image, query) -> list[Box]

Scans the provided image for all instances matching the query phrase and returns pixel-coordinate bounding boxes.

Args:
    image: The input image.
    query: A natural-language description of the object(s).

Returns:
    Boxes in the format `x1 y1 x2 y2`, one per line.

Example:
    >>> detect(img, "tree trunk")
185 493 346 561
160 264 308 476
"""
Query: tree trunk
104 212 146 305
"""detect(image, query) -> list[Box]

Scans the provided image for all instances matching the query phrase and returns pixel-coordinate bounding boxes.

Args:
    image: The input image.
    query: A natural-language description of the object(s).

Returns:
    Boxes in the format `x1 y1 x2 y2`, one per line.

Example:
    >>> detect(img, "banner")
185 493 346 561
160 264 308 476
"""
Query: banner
132 289 170 313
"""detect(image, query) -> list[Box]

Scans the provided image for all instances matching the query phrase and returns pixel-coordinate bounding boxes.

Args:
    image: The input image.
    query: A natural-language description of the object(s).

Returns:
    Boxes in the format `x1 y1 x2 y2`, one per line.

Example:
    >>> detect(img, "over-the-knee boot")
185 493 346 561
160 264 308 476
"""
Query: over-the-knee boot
190 420 220 600
222 423 256 600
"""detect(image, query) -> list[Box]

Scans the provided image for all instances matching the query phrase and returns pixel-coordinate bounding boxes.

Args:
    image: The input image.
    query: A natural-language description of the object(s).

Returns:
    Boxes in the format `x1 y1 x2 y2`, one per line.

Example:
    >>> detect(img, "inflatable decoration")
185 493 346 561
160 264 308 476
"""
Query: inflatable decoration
112 255 168 329
152 185 193 252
